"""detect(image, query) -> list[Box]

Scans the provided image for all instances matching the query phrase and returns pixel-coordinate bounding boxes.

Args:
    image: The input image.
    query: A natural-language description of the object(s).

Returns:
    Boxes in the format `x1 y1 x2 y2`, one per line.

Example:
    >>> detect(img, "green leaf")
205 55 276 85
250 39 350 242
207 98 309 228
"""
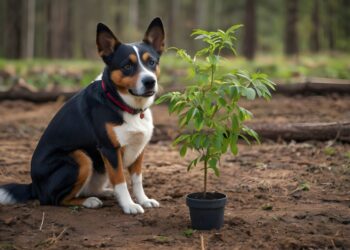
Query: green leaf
209 158 220 177
239 134 251 145
185 107 196 124
214 131 224 151
194 112 204 131
229 85 240 100
208 55 219 65
187 157 199 171
175 49 193 64
218 97 226 107
242 126 260 143
227 24 244 33
230 134 238 155
238 106 253 121
242 87 256 100
180 145 187 157
231 115 240 132
173 134 189 145
154 94 170 104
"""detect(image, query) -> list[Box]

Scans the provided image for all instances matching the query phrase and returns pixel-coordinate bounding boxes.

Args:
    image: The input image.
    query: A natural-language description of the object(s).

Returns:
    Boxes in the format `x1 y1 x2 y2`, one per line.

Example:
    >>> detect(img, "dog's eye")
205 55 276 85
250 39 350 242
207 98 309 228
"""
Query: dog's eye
124 64 132 70
149 59 155 66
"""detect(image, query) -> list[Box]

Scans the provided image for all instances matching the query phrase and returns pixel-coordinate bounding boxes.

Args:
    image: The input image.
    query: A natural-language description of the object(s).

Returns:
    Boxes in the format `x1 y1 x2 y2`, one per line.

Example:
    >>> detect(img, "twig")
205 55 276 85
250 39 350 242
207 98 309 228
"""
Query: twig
35 227 68 248
331 239 336 248
200 234 205 250
55 227 68 241
39 212 45 231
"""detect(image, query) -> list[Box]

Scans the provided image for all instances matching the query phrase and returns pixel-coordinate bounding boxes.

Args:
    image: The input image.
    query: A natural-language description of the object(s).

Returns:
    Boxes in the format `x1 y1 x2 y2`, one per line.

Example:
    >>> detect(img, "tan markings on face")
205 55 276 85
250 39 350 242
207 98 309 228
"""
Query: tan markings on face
129 54 137 63
111 69 140 94
142 52 150 62
105 123 119 148
155 65 160 77
128 151 144 175
102 148 125 185
61 150 93 206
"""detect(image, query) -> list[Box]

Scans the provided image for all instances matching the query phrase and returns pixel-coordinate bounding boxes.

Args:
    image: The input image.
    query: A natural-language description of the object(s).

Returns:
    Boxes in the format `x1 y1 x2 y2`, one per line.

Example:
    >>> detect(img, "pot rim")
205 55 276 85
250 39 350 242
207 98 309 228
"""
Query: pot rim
186 192 227 209
186 192 227 200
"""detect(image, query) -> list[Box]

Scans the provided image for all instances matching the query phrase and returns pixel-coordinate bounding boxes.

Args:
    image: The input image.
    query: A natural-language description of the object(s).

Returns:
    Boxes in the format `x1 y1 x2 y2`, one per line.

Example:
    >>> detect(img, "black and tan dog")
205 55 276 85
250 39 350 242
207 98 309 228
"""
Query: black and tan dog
0 18 164 214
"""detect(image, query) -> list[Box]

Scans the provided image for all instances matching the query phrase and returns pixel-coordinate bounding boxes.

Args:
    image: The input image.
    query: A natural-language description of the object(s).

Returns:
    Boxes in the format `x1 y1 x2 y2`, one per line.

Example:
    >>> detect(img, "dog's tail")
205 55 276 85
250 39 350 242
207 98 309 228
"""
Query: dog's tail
0 183 35 204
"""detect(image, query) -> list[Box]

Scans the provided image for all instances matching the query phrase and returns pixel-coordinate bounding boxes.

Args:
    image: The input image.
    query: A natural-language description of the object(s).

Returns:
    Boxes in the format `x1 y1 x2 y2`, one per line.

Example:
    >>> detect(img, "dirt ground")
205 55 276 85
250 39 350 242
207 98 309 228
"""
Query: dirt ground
0 95 350 249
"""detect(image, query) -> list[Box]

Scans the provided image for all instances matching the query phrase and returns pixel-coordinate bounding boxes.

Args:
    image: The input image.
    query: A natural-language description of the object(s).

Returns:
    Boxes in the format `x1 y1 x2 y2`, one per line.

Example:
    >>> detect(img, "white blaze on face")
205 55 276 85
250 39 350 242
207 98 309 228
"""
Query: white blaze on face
132 46 158 95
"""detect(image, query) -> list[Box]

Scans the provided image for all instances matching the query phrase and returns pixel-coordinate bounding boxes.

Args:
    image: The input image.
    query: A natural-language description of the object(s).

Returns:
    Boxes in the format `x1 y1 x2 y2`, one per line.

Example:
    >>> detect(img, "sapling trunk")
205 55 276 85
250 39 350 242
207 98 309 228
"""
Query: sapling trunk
203 158 207 199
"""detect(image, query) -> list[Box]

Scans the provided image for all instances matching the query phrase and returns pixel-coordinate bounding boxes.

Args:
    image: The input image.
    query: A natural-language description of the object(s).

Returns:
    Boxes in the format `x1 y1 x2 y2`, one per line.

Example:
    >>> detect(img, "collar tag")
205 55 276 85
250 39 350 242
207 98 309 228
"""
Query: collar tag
140 112 145 119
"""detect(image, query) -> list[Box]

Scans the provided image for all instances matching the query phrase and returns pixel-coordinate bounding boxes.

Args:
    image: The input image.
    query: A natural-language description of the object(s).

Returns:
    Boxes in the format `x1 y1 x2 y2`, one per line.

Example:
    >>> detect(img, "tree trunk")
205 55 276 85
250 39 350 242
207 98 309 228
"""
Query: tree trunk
195 0 208 29
310 0 320 52
284 0 299 55
25 0 35 59
193 0 208 51
212 0 222 28
4 0 24 58
114 0 123 35
326 1 335 51
243 0 256 60
168 0 180 47
47 0 72 58
148 0 157 19
128 0 139 30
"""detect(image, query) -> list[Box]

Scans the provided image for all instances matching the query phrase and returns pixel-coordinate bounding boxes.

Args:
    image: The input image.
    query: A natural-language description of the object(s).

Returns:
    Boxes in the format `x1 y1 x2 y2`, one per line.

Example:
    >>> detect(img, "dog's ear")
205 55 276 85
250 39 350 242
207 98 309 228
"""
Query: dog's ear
143 17 165 55
96 23 120 59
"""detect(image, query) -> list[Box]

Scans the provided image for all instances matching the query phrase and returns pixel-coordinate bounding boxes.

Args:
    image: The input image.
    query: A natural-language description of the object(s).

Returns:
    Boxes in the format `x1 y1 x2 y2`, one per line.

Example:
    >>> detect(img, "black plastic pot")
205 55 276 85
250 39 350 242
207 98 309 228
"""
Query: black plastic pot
186 192 227 230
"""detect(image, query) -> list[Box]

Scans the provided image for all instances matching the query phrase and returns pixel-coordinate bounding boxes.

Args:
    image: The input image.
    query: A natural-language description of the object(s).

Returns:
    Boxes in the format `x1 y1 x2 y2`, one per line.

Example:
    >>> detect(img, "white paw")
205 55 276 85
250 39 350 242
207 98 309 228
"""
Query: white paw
121 202 144 214
140 198 160 208
82 197 103 208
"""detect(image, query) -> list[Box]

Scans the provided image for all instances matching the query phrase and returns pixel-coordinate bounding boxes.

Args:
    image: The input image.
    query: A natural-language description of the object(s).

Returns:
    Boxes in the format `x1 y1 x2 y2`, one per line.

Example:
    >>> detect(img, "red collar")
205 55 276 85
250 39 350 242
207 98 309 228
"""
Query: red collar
101 80 145 119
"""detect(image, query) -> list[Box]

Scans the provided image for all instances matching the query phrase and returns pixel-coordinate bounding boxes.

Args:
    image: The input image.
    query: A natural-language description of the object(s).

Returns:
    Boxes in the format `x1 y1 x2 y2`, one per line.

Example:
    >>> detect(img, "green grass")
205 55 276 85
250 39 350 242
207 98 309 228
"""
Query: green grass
0 58 103 90
161 52 350 84
0 53 349 90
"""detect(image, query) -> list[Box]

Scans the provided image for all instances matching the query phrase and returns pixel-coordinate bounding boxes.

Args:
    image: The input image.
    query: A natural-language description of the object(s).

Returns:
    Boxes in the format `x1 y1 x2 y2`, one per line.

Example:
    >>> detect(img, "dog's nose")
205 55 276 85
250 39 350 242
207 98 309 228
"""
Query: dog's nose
142 77 155 89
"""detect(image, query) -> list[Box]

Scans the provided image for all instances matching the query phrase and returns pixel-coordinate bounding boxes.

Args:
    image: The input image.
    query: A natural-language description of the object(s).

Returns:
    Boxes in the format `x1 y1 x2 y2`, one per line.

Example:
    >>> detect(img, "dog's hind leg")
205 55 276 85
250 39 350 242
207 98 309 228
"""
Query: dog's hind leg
60 150 103 208
79 171 114 198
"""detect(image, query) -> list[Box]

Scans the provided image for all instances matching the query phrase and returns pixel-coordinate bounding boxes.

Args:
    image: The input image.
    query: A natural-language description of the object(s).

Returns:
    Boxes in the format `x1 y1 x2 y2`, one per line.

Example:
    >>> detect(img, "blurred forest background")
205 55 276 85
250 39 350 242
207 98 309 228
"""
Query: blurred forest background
0 0 349 90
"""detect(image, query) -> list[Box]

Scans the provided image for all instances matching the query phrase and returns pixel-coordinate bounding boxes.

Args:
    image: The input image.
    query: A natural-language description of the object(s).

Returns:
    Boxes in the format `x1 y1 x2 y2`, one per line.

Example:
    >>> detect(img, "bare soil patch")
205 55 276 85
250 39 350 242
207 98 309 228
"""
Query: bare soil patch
0 95 349 249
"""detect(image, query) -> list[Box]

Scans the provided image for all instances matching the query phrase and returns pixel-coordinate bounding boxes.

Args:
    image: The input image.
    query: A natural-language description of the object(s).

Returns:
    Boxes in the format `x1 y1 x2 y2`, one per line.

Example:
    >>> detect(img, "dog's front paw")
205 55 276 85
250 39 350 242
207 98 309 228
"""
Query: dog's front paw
122 202 145 214
139 198 160 208
82 197 103 208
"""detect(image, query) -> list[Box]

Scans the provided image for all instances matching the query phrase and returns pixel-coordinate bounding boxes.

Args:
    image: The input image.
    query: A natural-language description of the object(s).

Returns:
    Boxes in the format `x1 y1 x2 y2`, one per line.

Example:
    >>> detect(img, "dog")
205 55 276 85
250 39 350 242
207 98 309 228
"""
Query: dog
0 17 165 214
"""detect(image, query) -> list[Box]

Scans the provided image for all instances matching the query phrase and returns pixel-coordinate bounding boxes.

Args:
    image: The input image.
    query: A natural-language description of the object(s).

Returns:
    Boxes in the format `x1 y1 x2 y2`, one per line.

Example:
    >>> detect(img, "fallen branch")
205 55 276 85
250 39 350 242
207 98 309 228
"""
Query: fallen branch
166 77 350 96
0 89 75 103
1 77 350 103
275 77 350 95
151 121 350 143
250 121 350 143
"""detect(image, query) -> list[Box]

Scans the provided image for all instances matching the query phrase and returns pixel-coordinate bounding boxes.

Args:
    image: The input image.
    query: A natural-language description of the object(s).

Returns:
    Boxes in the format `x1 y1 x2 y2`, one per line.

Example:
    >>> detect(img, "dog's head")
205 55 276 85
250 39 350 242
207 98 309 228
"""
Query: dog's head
96 18 164 109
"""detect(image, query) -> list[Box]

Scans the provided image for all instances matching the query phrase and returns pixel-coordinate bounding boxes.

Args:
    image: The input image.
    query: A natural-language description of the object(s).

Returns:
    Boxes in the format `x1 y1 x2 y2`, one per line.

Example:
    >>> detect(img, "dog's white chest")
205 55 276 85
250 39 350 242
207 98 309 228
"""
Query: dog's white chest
113 109 153 167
